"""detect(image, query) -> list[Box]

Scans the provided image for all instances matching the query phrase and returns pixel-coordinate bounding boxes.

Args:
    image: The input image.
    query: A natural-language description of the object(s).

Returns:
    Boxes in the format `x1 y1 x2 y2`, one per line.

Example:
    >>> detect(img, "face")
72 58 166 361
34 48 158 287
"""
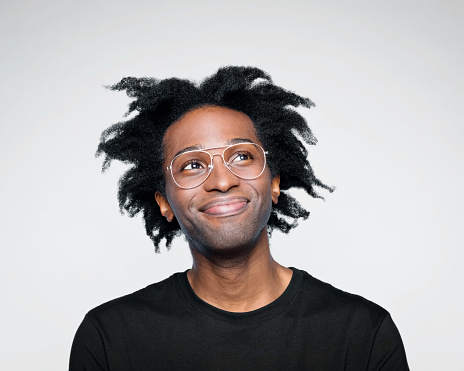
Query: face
155 106 280 257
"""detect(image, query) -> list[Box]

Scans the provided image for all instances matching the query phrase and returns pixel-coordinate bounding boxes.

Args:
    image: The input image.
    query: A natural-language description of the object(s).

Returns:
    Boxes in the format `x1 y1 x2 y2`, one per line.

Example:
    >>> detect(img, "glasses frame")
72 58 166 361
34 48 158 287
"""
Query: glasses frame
165 142 268 190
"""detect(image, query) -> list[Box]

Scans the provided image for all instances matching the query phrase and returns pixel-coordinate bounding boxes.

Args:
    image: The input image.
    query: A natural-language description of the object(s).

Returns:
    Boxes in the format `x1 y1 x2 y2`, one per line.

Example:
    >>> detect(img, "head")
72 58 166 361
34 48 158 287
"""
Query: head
96 66 333 252
155 105 281 258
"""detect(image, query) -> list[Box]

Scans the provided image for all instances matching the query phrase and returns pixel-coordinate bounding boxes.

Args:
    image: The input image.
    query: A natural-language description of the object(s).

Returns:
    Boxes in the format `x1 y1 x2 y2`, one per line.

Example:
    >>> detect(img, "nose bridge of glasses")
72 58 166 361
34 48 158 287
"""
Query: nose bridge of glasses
209 151 231 170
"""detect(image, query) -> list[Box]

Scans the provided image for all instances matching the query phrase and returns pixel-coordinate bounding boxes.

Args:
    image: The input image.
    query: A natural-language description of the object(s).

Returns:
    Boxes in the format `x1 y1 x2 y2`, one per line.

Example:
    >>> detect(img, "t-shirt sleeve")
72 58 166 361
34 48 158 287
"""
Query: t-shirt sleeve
69 314 108 371
367 314 409 371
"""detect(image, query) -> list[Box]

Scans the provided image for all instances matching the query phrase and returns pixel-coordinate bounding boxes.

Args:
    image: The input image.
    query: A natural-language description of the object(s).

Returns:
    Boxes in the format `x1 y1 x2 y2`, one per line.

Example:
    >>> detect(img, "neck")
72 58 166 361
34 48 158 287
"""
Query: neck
187 229 293 312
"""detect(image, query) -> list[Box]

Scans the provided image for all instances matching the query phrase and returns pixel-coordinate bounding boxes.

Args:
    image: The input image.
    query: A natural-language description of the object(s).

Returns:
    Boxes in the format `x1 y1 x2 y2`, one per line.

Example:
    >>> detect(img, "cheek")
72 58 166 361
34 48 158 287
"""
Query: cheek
165 186 194 222
258 172 274 199
164 182 180 213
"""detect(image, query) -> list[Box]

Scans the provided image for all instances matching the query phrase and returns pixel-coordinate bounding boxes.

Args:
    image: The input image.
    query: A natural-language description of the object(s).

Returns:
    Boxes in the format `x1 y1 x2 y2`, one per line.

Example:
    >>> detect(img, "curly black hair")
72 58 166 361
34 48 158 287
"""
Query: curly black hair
96 66 333 252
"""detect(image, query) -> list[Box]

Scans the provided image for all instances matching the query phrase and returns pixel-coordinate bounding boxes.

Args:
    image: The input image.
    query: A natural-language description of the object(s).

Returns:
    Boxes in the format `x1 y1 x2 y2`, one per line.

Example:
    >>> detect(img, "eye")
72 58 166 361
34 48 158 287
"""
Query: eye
231 152 253 163
172 151 211 176
181 160 205 171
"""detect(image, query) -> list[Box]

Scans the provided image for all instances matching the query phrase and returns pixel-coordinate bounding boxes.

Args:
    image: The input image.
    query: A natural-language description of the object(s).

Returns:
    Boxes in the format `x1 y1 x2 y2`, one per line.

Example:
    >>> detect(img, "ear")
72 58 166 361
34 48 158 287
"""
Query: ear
271 175 280 204
155 192 175 222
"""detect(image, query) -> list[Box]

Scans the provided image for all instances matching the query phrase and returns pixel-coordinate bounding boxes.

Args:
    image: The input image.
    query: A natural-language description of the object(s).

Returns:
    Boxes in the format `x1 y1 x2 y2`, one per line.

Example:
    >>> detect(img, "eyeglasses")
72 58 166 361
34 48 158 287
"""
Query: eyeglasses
166 142 268 189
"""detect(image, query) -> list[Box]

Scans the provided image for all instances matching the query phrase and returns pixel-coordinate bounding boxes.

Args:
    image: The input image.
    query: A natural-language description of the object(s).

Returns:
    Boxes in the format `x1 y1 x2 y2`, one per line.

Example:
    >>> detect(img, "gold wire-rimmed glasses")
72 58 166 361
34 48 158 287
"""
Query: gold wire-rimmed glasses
166 142 268 189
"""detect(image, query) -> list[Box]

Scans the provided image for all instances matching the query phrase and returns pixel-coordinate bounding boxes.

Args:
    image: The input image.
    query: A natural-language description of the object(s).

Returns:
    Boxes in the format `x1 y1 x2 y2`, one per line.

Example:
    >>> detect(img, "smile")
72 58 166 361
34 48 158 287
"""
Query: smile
199 197 249 216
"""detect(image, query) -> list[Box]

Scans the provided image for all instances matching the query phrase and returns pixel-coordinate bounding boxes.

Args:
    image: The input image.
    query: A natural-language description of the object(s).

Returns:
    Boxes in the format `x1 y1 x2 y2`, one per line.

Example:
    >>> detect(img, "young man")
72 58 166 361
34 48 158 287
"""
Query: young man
70 67 409 370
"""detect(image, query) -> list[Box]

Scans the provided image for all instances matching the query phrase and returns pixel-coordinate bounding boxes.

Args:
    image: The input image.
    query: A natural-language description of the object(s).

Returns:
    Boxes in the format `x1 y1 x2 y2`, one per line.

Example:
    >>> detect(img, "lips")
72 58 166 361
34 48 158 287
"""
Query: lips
199 197 249 216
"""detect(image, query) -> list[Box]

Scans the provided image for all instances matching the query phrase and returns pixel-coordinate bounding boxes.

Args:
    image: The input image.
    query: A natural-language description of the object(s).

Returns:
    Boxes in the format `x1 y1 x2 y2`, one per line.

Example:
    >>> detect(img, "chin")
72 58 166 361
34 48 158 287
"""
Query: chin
189 225 267 259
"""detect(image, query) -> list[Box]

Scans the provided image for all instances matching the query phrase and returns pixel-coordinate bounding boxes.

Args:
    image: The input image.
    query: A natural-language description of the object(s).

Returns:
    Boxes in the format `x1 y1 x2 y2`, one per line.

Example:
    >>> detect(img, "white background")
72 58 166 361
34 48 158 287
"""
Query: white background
1 0 463 369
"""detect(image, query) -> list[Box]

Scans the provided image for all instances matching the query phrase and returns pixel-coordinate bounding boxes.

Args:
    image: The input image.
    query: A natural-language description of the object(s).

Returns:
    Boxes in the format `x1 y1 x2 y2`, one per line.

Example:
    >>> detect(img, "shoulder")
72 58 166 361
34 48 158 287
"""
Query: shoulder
291 268 409 370
295 268 389 326
85 271 184 325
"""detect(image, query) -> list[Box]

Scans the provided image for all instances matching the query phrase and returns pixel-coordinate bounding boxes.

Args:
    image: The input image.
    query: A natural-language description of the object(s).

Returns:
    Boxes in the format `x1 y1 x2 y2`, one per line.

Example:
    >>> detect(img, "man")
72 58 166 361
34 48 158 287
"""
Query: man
70 67 409 370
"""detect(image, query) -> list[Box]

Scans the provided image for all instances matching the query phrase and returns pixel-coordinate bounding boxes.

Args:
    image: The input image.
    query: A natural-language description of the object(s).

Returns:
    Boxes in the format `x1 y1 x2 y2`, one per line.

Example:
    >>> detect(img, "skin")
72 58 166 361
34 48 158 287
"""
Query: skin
155 106 292 312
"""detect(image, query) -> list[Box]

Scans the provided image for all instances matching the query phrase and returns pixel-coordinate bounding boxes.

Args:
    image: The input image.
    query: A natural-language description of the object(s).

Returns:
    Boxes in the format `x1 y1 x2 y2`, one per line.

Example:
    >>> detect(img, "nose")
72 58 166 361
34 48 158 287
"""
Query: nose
202 154 240 192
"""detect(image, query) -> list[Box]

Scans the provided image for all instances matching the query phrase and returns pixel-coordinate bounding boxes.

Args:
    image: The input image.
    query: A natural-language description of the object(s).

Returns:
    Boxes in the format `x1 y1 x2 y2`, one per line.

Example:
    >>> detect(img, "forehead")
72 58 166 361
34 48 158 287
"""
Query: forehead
162 106 260 159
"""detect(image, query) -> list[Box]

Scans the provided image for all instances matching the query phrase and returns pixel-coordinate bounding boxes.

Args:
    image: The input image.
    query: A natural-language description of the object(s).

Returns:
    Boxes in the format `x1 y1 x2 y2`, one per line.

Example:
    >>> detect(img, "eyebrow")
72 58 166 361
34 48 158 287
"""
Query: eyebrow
171 138 254 159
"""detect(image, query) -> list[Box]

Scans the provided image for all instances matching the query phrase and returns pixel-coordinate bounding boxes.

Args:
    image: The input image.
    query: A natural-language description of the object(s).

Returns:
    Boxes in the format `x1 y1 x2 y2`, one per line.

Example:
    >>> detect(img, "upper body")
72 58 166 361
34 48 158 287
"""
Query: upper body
70 268 408 371
70 67 409 370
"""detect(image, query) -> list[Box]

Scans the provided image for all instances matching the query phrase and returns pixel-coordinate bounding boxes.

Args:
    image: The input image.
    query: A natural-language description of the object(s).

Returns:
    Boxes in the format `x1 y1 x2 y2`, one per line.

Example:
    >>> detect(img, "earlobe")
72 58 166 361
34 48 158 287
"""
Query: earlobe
155 192 174 222
271 175 281 204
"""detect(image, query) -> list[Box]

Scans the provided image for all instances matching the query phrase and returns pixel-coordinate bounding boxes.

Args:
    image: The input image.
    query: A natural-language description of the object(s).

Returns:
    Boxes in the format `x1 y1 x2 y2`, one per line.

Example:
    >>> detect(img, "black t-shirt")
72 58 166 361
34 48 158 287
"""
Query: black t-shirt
69 268 409 370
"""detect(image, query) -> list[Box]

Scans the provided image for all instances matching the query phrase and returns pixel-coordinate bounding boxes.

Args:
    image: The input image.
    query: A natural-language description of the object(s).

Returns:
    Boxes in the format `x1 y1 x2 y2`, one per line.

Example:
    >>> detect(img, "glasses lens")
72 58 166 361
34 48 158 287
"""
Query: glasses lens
224 143 266 179
171 151 211 189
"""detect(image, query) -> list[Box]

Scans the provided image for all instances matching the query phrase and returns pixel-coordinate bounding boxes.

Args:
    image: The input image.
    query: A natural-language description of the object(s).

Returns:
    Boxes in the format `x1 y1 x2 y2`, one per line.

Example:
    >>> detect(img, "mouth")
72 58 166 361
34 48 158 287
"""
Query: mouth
199 197 249 217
